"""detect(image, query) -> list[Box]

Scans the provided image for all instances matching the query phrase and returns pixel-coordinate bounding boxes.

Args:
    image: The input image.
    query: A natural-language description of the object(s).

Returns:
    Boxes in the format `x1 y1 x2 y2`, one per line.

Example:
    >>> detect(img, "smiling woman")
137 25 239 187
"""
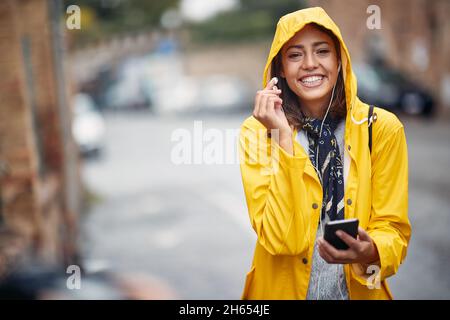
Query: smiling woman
238 7 411 300
270 23 346 130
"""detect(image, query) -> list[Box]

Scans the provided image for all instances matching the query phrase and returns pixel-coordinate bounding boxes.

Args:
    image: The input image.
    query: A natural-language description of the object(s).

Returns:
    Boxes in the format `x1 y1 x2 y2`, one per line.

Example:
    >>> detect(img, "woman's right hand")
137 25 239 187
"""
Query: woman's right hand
252 77 292 136
253 77 294 155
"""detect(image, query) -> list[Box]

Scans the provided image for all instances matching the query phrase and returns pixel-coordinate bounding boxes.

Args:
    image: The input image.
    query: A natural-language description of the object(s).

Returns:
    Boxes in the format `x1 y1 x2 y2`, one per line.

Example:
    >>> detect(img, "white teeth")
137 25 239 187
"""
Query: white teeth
301 75 323 83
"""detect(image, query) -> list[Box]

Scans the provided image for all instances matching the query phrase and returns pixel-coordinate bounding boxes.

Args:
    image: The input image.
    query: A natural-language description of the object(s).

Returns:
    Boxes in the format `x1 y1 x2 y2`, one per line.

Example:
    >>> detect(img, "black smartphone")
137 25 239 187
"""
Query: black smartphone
324 218 359 250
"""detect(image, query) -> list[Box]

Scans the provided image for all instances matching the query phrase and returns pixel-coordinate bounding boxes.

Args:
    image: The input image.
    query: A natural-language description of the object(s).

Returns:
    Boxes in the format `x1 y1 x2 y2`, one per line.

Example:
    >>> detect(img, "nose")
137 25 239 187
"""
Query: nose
302 52 318 70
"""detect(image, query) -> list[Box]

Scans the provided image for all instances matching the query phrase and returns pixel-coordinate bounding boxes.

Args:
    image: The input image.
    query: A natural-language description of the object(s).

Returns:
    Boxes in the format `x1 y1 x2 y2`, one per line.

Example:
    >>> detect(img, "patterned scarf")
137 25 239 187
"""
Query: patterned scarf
302 117 344 221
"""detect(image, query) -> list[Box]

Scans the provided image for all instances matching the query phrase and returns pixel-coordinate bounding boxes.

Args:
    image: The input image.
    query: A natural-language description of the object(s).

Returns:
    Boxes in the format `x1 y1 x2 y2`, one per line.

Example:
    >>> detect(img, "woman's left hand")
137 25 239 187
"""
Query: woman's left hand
317 227 380 265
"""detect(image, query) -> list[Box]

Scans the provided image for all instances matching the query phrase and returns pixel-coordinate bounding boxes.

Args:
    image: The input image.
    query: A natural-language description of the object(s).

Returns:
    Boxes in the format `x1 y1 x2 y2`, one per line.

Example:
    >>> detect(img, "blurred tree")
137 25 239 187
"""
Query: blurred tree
63 0 306 47
188 0 307 43
63 0 180 47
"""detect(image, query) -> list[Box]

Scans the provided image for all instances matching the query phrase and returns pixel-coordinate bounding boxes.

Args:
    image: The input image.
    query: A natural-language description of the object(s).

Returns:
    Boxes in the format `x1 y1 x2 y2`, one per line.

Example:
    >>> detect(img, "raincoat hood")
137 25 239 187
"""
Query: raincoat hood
263 7 358 118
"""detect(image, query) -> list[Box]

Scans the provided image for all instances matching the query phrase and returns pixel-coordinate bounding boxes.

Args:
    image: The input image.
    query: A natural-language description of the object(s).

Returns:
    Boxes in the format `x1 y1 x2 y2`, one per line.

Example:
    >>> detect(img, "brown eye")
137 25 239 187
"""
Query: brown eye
317 49 330 55
288 52 303 59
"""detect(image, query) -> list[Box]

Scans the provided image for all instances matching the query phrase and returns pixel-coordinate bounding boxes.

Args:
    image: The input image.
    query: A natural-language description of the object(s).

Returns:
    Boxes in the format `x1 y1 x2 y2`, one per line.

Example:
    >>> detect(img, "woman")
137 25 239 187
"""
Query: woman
239 7 411 300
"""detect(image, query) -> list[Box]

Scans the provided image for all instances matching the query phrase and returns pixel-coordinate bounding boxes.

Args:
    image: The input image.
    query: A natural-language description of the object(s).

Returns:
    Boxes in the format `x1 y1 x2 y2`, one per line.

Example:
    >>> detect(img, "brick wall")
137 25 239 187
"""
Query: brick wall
0 0 81 276
308 0 450 116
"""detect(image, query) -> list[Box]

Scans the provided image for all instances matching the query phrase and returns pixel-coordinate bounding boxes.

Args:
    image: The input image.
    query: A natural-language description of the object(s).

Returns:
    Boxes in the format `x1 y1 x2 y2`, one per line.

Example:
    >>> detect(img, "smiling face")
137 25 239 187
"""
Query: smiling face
280 24 340 116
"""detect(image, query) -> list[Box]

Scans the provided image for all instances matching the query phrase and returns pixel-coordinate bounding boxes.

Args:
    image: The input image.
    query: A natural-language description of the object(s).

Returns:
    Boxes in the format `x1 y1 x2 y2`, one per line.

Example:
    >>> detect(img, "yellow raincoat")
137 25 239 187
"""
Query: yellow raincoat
239 7 411 300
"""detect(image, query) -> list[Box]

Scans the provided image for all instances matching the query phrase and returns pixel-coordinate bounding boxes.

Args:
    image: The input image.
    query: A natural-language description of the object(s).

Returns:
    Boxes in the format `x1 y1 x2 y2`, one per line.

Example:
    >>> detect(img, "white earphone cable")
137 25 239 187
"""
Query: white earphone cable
315 63 341 300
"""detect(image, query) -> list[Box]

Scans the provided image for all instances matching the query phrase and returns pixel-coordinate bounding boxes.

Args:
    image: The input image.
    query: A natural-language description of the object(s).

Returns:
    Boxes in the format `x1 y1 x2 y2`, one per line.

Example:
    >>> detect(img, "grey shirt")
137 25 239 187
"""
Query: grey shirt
296 120 349 300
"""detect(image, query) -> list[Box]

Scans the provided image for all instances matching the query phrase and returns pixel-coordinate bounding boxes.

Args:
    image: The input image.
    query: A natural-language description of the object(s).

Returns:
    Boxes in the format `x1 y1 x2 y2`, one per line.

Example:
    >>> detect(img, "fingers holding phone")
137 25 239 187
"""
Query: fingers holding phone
318 221 380 265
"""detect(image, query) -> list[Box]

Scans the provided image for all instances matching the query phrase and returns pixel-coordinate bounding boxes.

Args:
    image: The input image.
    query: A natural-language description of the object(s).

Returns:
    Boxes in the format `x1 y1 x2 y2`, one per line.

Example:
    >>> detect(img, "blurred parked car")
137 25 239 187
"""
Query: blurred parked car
140 54 252 115
149 73 252 115
354 63 434 117
104 57 152 111
72 93 106 157
196 74 253 113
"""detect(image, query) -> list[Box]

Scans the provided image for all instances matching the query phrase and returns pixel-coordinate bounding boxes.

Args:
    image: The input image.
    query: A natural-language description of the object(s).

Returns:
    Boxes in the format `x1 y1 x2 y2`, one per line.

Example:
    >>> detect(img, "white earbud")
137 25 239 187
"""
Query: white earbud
337 62 341 72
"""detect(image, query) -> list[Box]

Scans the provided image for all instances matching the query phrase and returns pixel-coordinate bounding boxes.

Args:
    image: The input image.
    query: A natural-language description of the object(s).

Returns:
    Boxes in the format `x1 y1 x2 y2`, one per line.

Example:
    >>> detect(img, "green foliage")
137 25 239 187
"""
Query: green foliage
63 0 306 46
64 0 179 46
189 10 273 43
188 0 307 44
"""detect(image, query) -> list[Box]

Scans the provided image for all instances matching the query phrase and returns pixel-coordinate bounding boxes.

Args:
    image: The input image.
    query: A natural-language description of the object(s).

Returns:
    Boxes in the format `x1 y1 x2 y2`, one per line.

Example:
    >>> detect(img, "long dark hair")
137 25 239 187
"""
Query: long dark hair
270 23 347 130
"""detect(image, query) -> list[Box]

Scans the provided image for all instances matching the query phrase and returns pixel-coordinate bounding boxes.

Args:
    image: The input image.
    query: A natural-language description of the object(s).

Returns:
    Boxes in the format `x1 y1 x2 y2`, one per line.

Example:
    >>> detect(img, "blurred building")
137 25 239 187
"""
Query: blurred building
309 0 450 116
0 0 81 275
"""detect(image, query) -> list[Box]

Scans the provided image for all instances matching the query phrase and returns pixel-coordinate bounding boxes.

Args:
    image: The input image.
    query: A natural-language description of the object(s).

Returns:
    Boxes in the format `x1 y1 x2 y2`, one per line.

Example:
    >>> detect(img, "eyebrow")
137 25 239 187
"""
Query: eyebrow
286 41 330 50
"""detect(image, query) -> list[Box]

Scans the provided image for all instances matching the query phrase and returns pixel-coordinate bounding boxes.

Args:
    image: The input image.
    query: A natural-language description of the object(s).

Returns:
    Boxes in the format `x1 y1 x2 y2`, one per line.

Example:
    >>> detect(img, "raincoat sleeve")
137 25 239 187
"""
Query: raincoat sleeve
352 119 411 284
238 117 311 256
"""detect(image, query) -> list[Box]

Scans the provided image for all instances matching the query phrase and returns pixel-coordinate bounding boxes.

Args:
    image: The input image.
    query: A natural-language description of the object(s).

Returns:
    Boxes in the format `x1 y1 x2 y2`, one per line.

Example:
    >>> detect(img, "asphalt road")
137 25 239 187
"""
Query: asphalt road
80 110 450 299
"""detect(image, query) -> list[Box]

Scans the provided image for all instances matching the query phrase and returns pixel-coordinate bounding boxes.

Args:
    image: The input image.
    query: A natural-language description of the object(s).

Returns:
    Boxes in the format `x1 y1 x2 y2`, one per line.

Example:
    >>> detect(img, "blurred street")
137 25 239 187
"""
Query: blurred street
80 111 450 299
80 112 255 299
1 0 449 301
